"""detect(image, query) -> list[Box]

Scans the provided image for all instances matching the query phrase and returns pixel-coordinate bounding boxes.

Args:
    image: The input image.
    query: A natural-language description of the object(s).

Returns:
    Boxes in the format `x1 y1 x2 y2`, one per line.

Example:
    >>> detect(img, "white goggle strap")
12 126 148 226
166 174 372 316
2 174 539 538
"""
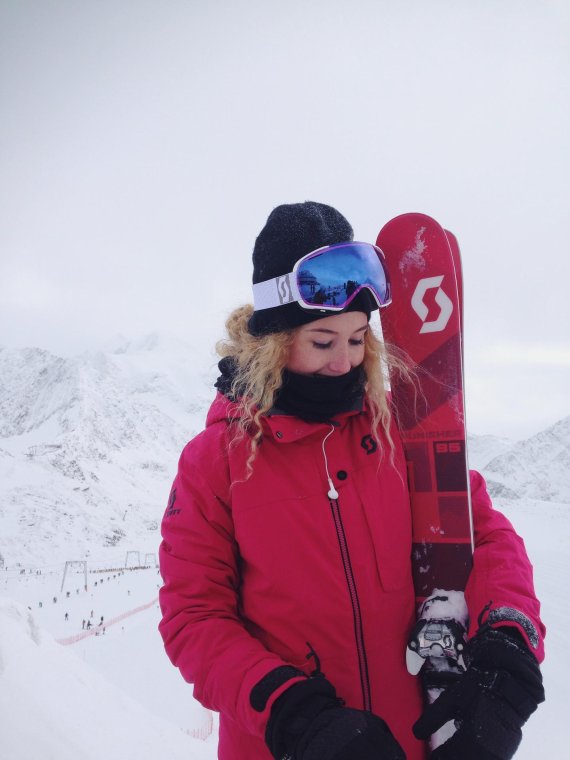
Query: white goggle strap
252 272 301 311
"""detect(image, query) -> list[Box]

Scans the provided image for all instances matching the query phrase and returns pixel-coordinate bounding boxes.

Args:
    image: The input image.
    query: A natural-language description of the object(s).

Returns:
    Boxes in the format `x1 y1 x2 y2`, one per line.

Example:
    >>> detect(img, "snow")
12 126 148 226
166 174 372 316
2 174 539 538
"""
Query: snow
400 227 427 273
420 590 468 628
466 432 514 471
0 340 215 565
496 498 570 757
0 337 569 757
0 597 215 760
484 416 570 502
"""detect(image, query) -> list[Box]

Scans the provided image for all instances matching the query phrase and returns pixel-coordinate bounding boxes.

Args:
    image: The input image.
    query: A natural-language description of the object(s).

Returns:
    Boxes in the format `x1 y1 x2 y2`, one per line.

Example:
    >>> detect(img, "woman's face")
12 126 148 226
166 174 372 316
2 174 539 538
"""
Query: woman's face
286 311 368 376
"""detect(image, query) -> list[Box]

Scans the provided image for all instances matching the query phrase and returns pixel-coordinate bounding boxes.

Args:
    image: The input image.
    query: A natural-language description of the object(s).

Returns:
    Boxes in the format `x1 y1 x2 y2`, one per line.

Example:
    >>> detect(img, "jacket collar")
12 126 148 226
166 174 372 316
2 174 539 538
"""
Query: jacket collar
206 391 364 443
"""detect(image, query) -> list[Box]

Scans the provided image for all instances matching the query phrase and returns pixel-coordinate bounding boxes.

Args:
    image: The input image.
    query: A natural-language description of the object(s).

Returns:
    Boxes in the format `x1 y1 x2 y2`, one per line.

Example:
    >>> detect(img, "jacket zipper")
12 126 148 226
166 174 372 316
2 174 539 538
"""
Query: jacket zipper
329 495 372 711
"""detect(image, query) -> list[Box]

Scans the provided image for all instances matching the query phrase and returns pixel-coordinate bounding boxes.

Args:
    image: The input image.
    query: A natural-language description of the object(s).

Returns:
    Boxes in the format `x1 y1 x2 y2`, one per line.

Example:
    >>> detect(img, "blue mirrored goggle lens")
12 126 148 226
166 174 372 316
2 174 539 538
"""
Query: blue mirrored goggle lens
296 243 390 309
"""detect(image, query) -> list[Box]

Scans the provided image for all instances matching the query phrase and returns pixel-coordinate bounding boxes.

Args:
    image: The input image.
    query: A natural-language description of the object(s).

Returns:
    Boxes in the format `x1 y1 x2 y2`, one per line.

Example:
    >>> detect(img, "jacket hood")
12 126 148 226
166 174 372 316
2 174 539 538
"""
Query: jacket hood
206 392 243 427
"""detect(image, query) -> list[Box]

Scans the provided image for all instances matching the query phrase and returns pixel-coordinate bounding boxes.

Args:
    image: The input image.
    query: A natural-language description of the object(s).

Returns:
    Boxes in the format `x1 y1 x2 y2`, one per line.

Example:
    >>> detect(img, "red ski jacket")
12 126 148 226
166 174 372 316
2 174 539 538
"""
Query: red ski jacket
159 393 545 760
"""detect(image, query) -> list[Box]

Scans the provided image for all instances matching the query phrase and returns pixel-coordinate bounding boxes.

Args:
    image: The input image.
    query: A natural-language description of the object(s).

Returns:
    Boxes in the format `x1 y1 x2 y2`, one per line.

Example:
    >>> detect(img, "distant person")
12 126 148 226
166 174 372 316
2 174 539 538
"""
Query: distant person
86 620 92 630
158 202 545 759
82 619 86 629
64 612 68 621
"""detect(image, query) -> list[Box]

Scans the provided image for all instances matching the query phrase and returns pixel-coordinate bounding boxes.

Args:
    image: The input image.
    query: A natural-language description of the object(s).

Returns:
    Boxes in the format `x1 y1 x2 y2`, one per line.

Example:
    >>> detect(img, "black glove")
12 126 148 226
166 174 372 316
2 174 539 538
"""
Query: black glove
413 627 545 759
265 674 405 760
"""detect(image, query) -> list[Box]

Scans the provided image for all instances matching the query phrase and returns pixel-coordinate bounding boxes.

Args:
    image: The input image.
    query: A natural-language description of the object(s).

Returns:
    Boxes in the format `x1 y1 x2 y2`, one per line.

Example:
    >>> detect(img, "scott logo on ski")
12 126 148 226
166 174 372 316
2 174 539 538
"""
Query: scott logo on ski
411 276 453 334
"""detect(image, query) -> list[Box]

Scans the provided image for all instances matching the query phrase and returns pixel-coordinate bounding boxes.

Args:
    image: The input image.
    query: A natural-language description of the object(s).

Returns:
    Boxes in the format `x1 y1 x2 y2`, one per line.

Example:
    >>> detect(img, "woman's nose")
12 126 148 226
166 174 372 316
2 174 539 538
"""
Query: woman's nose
327 348 352 374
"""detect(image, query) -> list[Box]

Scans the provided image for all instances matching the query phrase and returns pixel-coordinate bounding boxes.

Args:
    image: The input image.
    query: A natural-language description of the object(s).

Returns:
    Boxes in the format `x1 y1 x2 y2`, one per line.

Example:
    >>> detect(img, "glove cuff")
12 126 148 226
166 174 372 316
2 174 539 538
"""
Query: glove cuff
477 603 541 653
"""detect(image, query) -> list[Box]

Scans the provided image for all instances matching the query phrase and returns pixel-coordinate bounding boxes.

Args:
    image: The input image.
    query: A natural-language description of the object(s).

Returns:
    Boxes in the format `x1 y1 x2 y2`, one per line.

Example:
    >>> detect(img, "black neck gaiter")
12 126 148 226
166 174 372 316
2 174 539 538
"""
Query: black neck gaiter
214 357 366 423
273 365 366 423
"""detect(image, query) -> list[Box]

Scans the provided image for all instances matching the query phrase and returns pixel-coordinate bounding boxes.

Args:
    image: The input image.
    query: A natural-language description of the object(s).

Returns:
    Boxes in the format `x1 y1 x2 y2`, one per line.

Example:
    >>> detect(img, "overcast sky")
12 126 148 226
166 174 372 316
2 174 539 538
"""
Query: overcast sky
1 0 568 439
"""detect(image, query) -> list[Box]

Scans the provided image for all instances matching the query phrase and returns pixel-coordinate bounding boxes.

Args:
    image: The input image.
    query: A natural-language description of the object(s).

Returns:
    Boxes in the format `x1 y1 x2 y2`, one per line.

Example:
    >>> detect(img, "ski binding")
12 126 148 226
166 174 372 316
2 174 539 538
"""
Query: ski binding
406 591 468 677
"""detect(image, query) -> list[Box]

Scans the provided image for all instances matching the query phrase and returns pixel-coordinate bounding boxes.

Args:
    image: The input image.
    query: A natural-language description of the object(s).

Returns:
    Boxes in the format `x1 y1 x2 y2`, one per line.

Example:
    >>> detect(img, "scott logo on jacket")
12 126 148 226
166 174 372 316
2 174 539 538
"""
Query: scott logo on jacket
361 435 378 455
165 488 181 518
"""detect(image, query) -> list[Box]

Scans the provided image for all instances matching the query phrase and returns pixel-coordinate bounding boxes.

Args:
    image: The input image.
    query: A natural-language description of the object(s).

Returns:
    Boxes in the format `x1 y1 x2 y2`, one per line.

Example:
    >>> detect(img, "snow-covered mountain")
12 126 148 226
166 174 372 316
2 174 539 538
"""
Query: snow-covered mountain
0 336 217 565
466 420 570 503
482 415 570 503
466 432 514 472
1 337 568 566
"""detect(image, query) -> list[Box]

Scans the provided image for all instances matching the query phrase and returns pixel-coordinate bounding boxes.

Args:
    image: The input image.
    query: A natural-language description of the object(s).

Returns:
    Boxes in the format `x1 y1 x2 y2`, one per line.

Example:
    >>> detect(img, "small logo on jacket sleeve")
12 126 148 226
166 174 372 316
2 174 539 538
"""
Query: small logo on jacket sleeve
165 487 180 517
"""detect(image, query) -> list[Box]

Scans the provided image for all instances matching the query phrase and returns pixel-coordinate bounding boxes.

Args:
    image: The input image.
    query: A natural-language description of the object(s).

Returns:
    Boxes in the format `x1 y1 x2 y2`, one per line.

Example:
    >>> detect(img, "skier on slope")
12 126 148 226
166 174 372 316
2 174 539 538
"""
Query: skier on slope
158 202 545 760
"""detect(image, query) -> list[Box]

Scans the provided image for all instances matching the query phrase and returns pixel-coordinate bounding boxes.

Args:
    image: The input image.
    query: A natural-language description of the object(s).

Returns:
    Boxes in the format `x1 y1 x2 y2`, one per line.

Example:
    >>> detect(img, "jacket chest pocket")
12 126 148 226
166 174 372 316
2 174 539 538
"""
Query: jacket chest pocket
349 469 413 593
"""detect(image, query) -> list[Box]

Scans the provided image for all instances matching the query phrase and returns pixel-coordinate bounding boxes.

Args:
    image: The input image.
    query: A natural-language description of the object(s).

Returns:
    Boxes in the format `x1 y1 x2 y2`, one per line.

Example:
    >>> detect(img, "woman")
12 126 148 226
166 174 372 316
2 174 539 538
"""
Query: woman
159 202 545 759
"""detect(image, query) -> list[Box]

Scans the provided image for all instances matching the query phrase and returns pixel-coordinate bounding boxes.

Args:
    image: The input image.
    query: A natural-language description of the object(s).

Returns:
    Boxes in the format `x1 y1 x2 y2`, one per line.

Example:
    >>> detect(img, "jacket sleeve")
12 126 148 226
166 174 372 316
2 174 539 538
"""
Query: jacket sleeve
158 438 305 739
465 470 546 662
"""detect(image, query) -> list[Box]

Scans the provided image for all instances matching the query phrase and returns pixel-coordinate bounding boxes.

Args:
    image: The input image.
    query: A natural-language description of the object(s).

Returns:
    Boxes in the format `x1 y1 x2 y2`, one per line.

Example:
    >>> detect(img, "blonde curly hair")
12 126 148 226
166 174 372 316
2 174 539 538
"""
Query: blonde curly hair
216 304 415 477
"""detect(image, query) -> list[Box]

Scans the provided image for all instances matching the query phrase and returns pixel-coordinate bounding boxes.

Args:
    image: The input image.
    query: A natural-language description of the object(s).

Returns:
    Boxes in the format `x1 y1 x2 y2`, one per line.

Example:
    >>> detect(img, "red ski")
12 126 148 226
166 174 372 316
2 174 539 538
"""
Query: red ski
376 214 474 747
376 213 473 598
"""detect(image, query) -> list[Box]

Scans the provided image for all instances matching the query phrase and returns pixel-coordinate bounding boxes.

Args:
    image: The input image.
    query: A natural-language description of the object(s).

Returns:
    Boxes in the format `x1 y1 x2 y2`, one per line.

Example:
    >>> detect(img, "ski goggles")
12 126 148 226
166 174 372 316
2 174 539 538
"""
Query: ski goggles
252 241 391 313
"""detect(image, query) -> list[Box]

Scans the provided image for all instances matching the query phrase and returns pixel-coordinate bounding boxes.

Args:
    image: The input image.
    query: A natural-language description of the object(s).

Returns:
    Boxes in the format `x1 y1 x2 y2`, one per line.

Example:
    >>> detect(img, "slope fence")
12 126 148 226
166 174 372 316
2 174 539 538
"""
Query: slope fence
56 597 159 645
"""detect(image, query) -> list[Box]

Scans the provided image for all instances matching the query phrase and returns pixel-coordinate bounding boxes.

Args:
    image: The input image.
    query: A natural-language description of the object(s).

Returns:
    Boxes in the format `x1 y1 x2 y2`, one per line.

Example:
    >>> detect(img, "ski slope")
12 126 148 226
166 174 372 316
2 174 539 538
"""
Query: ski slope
1 565 215 760
1 495 568 759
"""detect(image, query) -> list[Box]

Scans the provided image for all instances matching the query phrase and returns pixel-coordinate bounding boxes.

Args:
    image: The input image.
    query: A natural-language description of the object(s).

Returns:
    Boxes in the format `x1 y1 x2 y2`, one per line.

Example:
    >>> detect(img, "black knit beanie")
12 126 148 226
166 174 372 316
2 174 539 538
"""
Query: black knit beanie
247 201 377 336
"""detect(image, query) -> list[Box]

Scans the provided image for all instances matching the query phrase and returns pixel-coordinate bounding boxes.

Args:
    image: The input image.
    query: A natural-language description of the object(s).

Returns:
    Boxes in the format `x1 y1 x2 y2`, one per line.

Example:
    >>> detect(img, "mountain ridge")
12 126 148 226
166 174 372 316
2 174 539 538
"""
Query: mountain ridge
1 339 568 565
0 339 215 564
